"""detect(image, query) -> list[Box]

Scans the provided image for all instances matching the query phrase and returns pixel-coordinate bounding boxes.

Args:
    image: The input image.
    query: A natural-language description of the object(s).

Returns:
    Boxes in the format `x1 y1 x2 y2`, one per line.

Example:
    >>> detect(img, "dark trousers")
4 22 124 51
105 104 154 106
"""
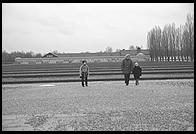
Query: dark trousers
135 78 139 85
124 73 130 85
134 75 140 85
81 73 88 87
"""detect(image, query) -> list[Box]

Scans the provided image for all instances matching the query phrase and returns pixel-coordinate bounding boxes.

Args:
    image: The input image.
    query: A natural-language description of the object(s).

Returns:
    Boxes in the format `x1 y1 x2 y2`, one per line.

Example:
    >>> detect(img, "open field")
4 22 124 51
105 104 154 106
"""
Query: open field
2 61 194 84
2 79 194 131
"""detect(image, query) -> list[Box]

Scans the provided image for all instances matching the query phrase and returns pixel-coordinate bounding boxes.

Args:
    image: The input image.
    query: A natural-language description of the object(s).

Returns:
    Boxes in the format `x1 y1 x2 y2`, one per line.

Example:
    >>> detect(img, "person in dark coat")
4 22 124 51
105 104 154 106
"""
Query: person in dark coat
79 60 89 87
121 54 133 86
132 62 142 85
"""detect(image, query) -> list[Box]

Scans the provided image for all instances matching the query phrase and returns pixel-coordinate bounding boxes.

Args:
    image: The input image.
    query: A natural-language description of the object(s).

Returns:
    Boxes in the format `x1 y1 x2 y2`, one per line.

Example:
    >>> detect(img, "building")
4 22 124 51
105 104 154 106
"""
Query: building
15 49 150 64
42 52 58 58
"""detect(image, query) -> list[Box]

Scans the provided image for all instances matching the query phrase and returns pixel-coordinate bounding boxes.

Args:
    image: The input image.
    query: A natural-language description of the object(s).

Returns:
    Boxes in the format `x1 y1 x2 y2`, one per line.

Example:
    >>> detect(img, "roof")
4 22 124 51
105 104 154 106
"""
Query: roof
42 52 58 58
42 49 149 58
136 52 145 57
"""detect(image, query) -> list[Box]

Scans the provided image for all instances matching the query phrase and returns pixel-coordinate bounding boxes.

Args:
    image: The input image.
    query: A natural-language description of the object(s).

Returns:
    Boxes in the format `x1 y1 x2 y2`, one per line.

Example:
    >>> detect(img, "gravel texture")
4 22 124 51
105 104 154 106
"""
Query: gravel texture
2 79 194 131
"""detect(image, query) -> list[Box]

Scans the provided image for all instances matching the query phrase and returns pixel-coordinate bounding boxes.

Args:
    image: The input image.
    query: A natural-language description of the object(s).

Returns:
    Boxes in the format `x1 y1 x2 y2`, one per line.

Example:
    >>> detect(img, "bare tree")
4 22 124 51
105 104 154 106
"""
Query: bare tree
161 25 168 61
52 50 58 54
155 26 162 61
170 23 176 61
165 25 170 61
182 27 190 61
128 45 135 50
105 46 113 56
147 30 155 61
147 13 194 62
105 46 113 53
147 32 153 61
185 14 194 61
179 25 185 61
115 48 121 56
136 46 141 54
115 48 121 52
175 27 181 61
167 24 173 61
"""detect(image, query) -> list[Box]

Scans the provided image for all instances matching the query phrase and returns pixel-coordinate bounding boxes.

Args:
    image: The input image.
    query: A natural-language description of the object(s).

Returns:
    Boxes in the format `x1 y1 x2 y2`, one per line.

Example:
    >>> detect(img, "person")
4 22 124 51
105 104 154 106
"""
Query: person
121 54 133 86
132 62 142 85
79 60 89 87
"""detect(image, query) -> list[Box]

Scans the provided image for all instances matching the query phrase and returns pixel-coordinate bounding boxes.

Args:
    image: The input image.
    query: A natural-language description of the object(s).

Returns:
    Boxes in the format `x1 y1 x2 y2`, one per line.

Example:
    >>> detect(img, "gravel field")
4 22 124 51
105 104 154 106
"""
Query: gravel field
2 79 194 131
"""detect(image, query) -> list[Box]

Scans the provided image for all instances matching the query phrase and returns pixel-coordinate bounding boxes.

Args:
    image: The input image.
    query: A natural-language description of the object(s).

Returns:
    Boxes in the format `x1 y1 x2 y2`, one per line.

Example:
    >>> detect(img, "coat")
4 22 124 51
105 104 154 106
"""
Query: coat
121 58 133 74
79 64 89 77
133 66 142 79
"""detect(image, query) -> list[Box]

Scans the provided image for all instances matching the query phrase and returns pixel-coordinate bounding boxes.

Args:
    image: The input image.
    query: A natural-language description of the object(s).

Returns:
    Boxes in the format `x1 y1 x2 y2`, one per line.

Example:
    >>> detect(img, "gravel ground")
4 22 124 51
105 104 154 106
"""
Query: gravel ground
2 79 194 131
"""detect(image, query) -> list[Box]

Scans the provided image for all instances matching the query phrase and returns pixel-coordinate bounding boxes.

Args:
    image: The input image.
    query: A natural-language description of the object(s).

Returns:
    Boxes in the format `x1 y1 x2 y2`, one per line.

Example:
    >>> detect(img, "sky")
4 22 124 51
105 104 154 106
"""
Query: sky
2 3 194 55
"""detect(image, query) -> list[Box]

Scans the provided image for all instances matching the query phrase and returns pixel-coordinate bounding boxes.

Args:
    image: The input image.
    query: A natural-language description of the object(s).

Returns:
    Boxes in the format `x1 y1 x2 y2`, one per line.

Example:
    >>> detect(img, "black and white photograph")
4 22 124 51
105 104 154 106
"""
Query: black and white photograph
2 3 194 131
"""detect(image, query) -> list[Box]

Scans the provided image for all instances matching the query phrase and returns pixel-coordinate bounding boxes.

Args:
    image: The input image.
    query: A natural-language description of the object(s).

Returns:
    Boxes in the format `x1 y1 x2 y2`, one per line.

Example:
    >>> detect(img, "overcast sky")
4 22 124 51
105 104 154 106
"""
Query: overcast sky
2 3 194 54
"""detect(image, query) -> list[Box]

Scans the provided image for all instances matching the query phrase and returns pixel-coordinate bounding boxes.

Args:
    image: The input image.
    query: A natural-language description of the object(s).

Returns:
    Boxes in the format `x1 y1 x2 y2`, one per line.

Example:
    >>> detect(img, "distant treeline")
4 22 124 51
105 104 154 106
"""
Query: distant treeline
2 51 42 64
147 14 194 62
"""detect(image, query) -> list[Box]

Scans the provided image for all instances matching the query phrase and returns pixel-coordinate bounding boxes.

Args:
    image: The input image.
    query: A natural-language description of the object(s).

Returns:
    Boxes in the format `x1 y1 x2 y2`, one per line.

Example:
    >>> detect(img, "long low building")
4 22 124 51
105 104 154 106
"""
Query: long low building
15 49 150 64
15 53 150 64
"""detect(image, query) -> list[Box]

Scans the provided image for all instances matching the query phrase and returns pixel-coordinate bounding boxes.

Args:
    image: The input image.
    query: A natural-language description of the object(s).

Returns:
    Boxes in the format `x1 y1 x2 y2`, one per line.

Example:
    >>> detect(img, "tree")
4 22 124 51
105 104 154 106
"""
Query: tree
25 51 34 58
2 50 43 64
175 27 181 61
147 31 153 61
164 25 170 61
2 50 15 63
154 26 162 61
136 46 141 54
184 14 194 61
182 27 189 61
128 45 135 50
53 50 58 54
147 29 157 61
115 48 122 56
161 26 167 61
170 23 176 61
35 53 42 58
115 48 121 52
147 13 194 62
147 32 152 60
179 25 184 61
105 46 113 53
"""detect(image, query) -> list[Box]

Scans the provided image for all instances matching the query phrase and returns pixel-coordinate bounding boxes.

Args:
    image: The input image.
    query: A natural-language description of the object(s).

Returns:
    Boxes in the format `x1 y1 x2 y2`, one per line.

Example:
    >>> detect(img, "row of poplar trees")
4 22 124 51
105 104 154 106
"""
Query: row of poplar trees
147 14 194 62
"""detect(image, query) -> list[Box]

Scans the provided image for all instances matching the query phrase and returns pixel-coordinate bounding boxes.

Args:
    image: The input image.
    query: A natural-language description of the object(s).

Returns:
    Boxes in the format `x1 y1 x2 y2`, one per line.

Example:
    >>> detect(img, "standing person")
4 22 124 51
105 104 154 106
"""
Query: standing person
132 62 142 85
79 60 89 87
121 54 133 86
